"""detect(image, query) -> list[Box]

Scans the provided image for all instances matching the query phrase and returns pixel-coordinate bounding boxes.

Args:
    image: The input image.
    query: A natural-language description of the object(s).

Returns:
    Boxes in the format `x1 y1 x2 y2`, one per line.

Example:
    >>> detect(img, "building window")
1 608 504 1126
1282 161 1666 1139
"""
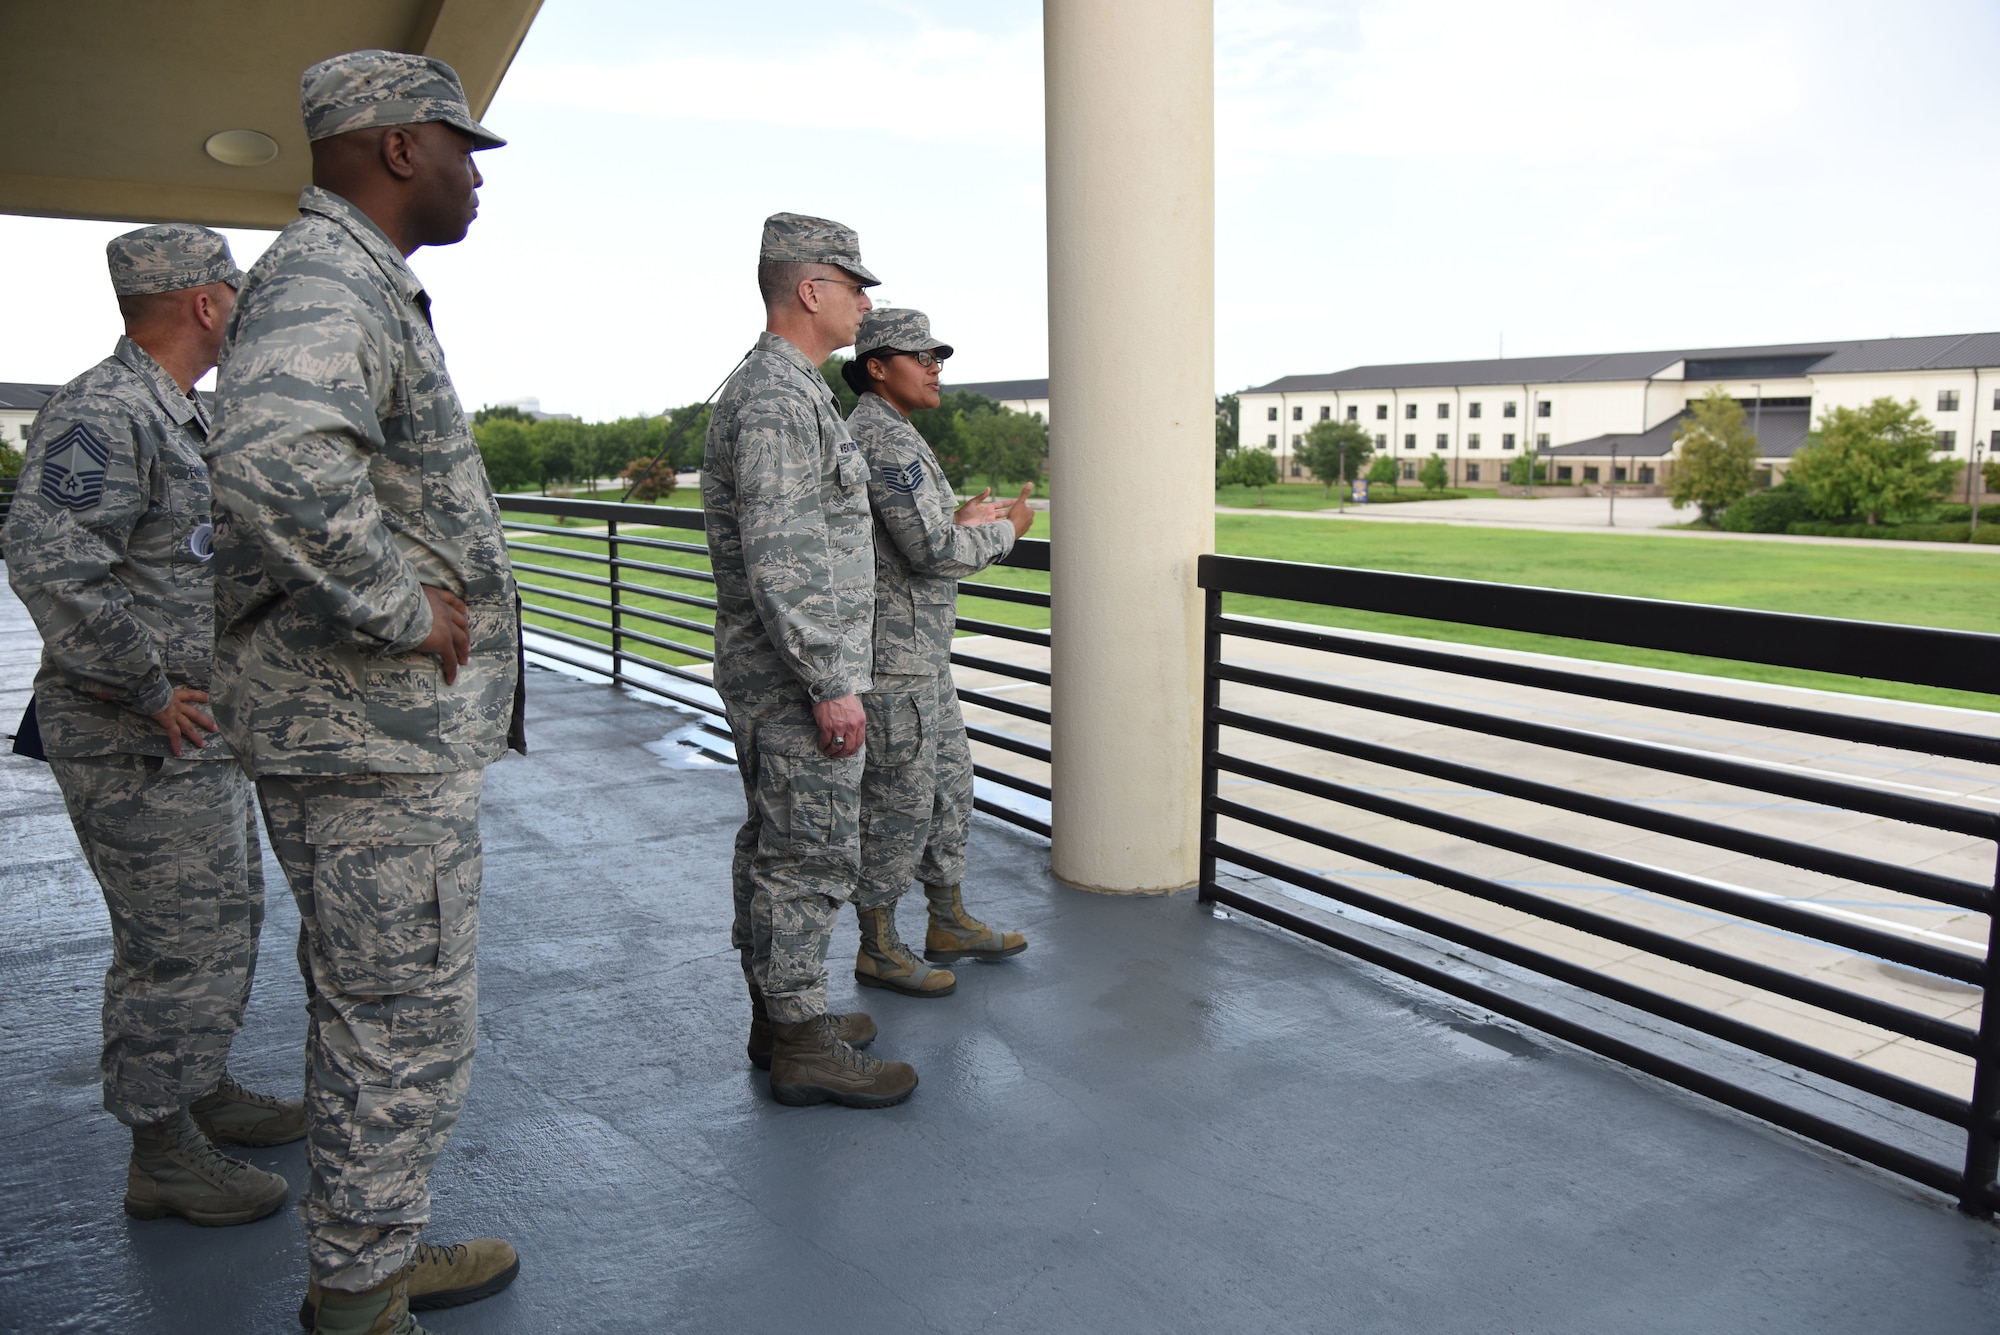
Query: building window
1465 463 1481 482
1638 466 1656 483
1502 433 1516 451
1266 406 1277 421
1405 403 1418 420
1467 433 1481 451
1583 466 1599 483
1291 434 1302 447
1503 401 1518 418
1557 465 1573 482
1536 433 1550 450
1375 434 1387 450
1292 405 1303 421
1939 390 1960 413
1993 389 1999 410
1346 405 1358 421
1290 463 1302 477
1404 433 1417 451
1537 400 1552 418
1401 461 1416 480
1319 406 1331 421
1375 404 1388 420
1266 434 1276 447
1938 430 1958 450
1437 403 1450 419
1469 402 1482 419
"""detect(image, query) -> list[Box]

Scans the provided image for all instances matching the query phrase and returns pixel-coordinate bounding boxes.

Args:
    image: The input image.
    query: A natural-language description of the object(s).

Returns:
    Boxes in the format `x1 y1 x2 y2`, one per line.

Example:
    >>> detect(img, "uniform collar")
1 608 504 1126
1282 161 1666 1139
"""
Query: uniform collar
853 390 908 423
113 335 209 437
755 331 835 397
296 185 432 318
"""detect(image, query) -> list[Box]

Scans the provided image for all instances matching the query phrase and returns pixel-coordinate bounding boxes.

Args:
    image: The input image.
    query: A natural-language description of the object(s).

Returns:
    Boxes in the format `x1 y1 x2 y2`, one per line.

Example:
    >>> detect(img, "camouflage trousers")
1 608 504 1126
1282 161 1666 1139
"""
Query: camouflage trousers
46 753 265 1127
723 703 863 1024
853 677 972 912
257 769 484 1293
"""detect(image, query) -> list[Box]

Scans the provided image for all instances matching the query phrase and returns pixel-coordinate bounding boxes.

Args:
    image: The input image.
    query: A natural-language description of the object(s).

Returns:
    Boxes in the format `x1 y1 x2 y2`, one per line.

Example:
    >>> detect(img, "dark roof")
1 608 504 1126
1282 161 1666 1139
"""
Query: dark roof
946 377 1048 401
1246 333 2000 395
1545 405 1813 460
0 383 57 411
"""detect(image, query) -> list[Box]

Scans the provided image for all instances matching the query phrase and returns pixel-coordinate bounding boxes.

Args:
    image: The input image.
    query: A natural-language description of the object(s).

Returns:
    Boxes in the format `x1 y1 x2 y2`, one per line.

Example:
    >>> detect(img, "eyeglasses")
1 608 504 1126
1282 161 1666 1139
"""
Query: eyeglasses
806 275 869 294
898 350 947 368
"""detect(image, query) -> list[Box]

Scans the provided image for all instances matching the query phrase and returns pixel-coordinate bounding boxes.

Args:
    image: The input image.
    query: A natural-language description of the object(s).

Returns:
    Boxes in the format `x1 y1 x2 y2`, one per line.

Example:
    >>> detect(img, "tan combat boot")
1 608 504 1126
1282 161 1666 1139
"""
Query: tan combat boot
299 1239 520 1328
855 904 957 997
125 1108 288 1226
190 1070 307 1146
768 1014 918 1109
306 1266 432 1335
746 985 878 1070
923 883 1028 963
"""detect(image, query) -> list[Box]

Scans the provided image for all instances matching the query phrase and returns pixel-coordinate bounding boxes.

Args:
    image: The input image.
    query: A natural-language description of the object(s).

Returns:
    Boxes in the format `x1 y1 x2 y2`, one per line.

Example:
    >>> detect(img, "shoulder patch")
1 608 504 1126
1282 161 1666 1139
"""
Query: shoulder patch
38 422 112 511
880 459 926 495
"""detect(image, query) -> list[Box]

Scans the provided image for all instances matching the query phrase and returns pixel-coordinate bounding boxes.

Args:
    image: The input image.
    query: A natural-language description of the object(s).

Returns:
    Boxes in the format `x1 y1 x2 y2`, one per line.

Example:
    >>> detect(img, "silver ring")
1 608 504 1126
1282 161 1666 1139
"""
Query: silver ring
833 736 846 745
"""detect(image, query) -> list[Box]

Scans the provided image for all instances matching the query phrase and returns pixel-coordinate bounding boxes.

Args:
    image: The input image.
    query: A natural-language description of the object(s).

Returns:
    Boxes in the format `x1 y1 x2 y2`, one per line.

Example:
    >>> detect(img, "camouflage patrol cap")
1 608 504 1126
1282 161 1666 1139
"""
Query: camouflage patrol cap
856 308 953 360
105 225 244 296
301 49 506 149
760 212 879 285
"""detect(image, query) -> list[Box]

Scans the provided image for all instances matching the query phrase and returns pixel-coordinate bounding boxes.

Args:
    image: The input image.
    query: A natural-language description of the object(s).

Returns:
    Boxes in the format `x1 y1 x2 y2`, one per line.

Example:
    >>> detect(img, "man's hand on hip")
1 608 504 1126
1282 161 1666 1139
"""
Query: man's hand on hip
419 585 472 686
813 695 866 759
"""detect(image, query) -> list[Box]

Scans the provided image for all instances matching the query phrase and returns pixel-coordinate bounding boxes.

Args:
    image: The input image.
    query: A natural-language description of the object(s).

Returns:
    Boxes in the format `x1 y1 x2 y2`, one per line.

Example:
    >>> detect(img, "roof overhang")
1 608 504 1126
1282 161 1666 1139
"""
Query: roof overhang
0 1 542 230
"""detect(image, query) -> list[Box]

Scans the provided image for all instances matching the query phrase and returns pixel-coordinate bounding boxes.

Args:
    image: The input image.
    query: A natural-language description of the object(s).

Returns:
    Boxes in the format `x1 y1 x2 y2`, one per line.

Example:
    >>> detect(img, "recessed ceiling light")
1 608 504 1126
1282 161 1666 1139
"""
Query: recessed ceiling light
204 130 279 167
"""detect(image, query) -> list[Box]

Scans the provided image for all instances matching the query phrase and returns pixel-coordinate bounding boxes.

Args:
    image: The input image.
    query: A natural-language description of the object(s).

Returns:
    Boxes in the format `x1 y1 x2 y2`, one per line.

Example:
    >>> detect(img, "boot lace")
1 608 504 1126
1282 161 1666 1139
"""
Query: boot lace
210 1073 287 1111
413 1241 469 1269
813 1016 882 1074
169 1114 252 1182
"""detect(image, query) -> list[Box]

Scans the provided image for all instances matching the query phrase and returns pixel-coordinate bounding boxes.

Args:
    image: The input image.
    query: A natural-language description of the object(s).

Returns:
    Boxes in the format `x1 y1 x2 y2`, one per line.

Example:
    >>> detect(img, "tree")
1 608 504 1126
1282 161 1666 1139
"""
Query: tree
1984 457 2000 495
620 455 676 501
1366 455 1399 491
1296 419 1374 498
910 390 996 488
1230 446 1278 502
472 416 539 492
1790 397 1954 526
1510 449 1549 488
0 439 22 480
1418 454 1448 494
956 404 1047 492
1215 392 1240 467
473 403 528 425
1668 387 1761 525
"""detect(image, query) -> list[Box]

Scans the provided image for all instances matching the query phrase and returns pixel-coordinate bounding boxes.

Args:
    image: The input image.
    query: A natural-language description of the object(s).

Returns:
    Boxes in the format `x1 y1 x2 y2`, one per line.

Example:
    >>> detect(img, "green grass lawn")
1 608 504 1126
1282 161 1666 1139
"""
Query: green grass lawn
506 508 2000 712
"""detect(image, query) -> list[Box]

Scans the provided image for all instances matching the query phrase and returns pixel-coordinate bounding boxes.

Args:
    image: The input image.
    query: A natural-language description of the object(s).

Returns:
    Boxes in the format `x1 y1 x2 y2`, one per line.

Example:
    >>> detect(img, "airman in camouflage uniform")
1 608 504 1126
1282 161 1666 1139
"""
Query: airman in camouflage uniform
204 51 522 1332
2 224 305 1231
841 310 1031 998
704 213 915 1108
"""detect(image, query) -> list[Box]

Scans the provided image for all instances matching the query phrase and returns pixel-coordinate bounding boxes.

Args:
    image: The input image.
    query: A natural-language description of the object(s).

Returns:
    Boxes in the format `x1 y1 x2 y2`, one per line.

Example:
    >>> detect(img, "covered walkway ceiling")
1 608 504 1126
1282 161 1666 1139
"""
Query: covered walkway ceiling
0 0 543 229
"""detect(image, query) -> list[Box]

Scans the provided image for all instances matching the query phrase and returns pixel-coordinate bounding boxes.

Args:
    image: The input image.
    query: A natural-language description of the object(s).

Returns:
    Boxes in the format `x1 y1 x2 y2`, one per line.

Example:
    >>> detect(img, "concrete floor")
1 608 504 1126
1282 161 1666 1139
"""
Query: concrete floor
4 578 2000 1333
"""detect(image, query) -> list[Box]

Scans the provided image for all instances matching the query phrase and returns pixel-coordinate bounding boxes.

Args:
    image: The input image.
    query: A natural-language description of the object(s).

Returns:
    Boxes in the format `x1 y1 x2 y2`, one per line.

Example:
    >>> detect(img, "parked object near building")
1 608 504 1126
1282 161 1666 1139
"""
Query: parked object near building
1240 333 2000 493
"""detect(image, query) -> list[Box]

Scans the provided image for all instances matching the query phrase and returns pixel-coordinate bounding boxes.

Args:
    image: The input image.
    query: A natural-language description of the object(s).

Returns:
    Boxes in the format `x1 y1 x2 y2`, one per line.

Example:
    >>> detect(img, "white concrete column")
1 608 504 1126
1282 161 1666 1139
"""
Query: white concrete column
1044 0 1214 893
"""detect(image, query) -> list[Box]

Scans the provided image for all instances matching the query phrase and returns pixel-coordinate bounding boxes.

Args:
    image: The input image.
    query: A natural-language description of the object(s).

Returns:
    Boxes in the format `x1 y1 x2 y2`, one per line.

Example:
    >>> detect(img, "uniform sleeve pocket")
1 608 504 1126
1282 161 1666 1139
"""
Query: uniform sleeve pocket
305 805 452 996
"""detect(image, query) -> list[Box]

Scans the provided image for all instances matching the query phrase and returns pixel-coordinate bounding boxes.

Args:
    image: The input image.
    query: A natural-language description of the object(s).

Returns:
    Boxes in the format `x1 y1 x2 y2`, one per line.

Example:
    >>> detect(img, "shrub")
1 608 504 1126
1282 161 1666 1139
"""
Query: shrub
1719 484 1812 533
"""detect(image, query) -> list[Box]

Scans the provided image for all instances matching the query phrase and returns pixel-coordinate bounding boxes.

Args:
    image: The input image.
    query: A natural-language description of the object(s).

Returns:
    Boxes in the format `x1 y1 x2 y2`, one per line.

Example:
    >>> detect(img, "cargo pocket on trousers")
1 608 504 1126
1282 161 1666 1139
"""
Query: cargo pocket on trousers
862 692 923 769
305 807 454 997
753 732 859 861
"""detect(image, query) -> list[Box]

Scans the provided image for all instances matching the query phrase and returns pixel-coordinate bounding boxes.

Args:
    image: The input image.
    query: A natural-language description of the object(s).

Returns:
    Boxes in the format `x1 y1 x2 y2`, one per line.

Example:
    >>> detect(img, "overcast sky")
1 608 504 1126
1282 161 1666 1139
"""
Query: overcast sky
3 0 1997 419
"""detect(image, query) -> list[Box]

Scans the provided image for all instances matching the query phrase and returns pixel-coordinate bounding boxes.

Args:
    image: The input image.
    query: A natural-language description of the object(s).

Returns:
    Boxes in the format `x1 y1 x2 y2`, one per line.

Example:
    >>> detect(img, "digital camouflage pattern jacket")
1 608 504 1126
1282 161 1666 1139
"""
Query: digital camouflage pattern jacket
702 332 874 721
2 336 230 758
205 186 519 776
846 391 1013 691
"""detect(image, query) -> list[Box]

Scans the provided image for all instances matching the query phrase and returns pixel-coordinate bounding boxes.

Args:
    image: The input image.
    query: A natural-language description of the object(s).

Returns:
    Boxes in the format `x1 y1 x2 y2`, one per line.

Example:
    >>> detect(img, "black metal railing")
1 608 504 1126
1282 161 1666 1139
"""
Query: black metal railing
0 476 15 535
500 494 1052 836
1196 554 2000 1215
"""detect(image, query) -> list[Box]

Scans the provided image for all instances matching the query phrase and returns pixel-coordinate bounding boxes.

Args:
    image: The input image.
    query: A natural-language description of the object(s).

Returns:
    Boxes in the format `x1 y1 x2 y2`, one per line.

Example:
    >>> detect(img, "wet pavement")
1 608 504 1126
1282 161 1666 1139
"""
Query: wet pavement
3 573 1999 1333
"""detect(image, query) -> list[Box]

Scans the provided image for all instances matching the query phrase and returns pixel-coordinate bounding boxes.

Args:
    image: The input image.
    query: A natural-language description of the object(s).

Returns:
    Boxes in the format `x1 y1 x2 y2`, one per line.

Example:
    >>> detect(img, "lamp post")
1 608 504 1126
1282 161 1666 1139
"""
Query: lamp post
1973 435 1987 536
1608 439 1618 527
